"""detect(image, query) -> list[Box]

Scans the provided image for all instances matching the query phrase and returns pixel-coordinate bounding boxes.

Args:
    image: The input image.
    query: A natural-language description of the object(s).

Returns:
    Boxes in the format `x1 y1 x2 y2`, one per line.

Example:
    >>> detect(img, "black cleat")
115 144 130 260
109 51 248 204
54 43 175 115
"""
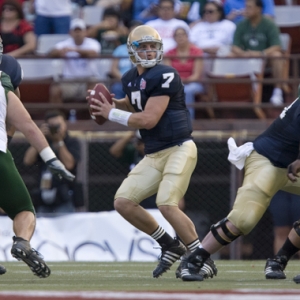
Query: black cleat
265 255 287 279
11 236 51 278
180 257 204 281
0 265 6 275
180 248 213 281
293 274 300 283
176 255 217 279
153 239 187 278
199 257 218 279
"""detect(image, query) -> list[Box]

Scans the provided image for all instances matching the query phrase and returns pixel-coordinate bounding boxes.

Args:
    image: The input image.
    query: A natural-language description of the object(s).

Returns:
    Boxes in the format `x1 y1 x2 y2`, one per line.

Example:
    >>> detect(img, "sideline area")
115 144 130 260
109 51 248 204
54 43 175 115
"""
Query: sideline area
1 290 300 300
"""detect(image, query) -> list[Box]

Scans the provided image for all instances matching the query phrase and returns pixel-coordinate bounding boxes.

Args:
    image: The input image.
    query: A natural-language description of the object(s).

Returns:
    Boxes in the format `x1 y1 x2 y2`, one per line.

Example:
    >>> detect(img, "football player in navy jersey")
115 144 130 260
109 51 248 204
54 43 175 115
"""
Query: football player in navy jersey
179 93 300 282
89 25 217 280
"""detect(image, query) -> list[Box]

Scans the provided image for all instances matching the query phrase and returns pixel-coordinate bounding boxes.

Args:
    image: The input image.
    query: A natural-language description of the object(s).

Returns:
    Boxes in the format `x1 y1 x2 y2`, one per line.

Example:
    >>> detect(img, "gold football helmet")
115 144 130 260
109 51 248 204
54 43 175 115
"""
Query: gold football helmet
127 25 163 68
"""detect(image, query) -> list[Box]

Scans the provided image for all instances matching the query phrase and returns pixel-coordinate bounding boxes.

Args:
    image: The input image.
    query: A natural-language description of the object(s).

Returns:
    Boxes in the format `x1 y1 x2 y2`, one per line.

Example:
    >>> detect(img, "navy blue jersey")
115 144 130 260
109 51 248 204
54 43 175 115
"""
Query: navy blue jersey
253 98 300 168
0 55 22 90
122 64 193 154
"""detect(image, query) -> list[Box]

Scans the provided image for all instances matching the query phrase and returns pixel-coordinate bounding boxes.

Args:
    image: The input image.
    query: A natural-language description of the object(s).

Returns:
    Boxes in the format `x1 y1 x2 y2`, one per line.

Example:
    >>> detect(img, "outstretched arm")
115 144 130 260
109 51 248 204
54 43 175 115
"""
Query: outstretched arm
6 91 75 181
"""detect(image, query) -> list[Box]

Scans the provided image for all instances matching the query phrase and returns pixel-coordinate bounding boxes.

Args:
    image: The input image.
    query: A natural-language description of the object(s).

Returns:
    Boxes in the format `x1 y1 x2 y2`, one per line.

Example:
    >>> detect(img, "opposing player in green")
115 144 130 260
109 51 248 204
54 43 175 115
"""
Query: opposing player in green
0 69 74 277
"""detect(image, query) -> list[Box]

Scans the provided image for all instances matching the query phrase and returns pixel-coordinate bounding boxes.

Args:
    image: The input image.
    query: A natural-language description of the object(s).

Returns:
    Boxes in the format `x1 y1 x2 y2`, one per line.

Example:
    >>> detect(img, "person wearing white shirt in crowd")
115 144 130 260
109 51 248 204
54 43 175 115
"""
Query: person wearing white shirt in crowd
48 18 101 103
145 0 190 53
29 0 72 36
190 1 236 56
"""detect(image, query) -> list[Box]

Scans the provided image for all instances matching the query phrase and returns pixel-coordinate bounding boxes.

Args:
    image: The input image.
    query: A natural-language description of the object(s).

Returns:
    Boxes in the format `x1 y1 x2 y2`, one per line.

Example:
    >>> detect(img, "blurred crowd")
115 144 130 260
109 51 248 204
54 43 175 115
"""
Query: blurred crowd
0 0 287 107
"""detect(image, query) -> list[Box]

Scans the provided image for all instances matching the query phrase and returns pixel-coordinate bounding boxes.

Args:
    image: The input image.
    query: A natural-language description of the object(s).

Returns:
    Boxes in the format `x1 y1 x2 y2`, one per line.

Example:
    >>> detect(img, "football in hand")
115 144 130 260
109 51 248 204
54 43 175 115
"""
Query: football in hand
88 83 112 125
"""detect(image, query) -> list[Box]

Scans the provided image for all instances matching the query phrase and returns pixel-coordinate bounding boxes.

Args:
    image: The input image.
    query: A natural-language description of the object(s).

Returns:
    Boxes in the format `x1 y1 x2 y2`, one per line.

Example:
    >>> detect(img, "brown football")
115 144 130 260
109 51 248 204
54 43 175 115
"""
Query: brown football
88 83 112 125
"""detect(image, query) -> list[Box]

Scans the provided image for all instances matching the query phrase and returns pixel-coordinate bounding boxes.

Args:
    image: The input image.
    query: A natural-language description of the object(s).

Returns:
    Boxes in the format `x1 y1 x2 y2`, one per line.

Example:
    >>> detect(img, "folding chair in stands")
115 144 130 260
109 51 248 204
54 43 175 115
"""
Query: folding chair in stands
82 6 104 27
274 6 300 54
36 34 70 55
17 59 58 104
206 58 266 119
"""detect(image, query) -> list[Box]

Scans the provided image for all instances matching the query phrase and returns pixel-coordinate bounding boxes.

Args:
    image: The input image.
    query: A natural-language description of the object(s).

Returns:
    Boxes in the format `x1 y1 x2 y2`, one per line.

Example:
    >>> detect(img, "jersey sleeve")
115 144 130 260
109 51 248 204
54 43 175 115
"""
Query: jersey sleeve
145 67 183 97
1 72 15 94
0 55 22 90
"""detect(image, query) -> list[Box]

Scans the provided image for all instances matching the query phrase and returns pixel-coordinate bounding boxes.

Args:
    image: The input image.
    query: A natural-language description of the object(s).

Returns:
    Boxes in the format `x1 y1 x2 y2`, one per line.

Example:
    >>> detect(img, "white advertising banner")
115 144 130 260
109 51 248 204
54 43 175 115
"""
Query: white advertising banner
0 210 175 262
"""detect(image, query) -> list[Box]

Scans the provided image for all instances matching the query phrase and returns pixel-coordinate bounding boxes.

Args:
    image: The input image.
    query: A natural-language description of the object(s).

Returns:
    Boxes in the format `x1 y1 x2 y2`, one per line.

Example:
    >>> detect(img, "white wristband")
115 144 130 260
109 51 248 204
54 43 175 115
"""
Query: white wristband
108 108 132 126
39 146 56 162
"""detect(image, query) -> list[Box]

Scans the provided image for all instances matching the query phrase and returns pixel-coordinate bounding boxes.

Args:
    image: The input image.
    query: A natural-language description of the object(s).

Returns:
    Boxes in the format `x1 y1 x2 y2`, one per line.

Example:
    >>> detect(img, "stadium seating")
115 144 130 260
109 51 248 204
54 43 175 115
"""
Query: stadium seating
274 5 300 54
82 6 104 27
206 58 266 119
36 34 71 55
17 59 60 104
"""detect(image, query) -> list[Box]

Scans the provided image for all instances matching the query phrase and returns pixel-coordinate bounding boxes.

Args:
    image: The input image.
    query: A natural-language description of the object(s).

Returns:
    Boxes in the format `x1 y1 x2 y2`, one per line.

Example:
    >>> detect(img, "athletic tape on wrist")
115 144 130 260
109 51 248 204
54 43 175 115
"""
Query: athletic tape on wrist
39 147 56 162
108 108 132 126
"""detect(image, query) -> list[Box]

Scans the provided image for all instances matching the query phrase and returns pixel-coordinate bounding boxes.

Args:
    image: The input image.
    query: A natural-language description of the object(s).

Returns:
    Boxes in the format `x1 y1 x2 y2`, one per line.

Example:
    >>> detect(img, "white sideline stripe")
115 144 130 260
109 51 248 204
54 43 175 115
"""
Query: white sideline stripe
1 291 300 300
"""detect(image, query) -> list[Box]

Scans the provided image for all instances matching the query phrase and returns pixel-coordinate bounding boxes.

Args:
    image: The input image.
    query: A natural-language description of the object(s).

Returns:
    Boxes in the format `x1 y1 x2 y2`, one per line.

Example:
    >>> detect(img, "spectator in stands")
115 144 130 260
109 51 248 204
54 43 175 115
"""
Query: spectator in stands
231 0 284 105
164 26 204 119
0 0 25 8
87 7 128 55
145 0 190 53
0 0 36 57
177 0 206 24
109 20 142 99
189 1 236 56
268 191 300 255
131 0 159 23
224 0 274 24
29 0 72 36
23 110 82 213
48 18 101 104
94 0 121 8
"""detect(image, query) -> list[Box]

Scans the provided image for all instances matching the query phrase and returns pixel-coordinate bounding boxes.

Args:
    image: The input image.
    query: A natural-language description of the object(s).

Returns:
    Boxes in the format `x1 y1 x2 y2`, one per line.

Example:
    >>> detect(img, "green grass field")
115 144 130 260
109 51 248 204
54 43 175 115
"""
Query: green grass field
0 260 300 292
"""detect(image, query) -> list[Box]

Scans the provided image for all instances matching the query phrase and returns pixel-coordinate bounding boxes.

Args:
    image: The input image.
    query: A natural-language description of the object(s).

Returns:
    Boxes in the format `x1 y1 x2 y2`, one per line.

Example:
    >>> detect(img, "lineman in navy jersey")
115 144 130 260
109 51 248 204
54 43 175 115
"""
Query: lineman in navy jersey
89 25 217 279
180 93 300 283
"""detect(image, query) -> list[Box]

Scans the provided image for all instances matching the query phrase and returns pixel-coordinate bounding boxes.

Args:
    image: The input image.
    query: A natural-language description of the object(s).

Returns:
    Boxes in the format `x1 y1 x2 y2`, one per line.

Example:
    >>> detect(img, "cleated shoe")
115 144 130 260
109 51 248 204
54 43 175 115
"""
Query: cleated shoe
0 265 6 275
180 257 204 282
265 255 287 279
199 257 218 279
175 255 188 278
11 236 51 278
175 256 217 279
153 239 187 278
293 274 300 284
180 249 210 282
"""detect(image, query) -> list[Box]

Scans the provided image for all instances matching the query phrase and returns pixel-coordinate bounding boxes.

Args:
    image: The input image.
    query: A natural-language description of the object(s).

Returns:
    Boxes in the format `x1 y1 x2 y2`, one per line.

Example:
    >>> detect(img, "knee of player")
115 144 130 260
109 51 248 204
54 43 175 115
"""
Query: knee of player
210 218 241 246
114 197 132 213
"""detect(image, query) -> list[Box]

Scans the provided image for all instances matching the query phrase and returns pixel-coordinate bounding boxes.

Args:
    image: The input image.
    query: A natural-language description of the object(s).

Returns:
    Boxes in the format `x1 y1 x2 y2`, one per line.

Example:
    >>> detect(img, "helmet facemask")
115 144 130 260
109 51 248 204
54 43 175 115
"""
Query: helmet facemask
127 26 163 68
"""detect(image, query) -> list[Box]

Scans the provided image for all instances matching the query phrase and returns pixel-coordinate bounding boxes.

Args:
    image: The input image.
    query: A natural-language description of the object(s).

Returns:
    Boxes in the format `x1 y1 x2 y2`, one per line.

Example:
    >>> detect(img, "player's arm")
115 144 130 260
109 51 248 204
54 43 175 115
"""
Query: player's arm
6 87 21 142
90 93 169 129
113 95 135 112
6 91 75 181
23 145 39 166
